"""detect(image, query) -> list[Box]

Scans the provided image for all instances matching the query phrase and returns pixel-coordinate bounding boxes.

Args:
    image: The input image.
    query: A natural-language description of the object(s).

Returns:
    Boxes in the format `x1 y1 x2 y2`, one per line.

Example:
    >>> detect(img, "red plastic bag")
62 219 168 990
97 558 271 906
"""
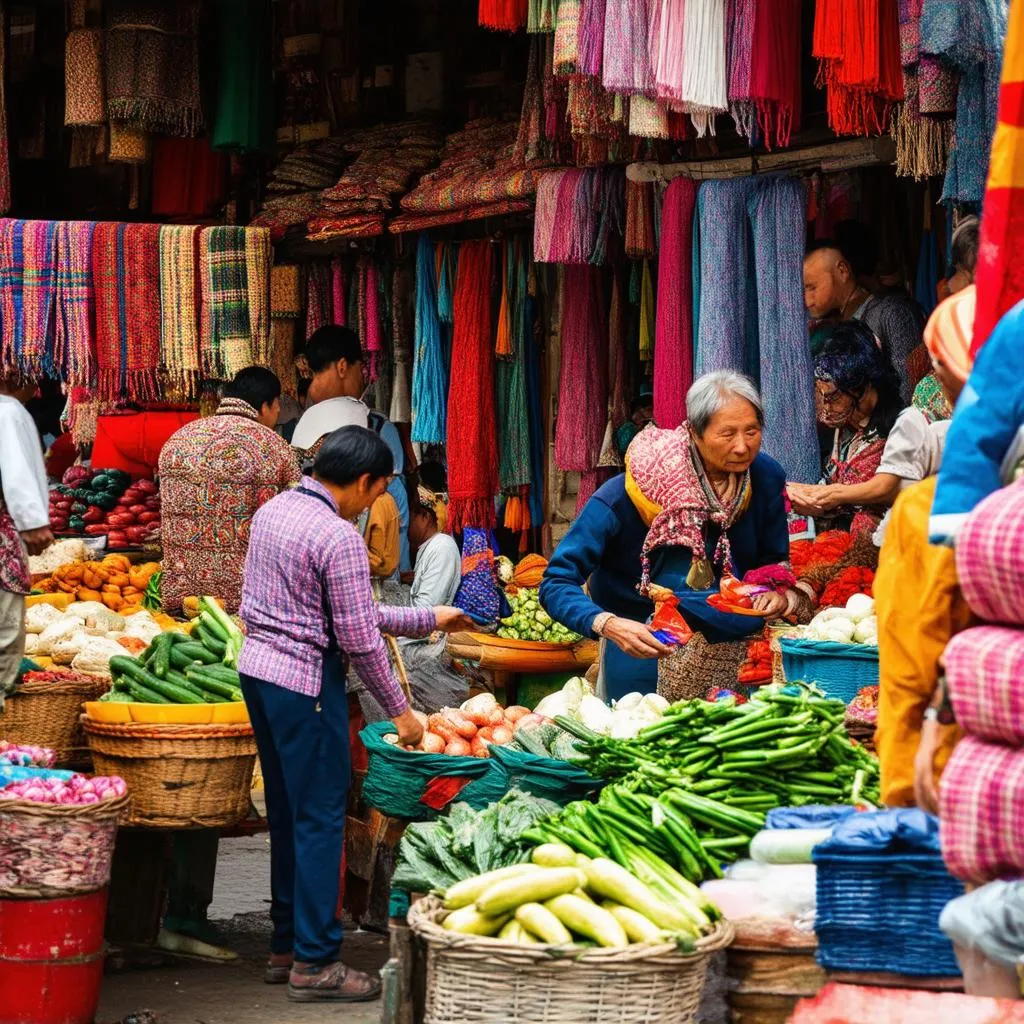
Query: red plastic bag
649 591 693 646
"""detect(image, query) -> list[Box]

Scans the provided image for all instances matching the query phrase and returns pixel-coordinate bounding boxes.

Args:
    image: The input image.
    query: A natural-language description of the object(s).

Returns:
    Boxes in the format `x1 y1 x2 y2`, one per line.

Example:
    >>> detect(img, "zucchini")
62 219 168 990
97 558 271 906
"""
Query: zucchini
441 907 510 936
601 902 665 943
169 645 203 671
443 864 544 910
194 621 226 656
186 667 243 701
580 858 698 935
151 634 172 678
476 867 583 917
176 642 218 665
544 894 628 947
125 680 171 704
497 920 537 943
514 902 572 944
531 844 578 868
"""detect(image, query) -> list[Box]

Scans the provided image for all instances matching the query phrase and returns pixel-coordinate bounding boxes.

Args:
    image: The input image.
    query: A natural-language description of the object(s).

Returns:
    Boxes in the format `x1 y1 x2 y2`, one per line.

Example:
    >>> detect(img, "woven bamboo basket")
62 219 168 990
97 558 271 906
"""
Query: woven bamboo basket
0 792 128 898
768 626 801 684
0 674 110 766
409 897 735 1024
82 719 256 829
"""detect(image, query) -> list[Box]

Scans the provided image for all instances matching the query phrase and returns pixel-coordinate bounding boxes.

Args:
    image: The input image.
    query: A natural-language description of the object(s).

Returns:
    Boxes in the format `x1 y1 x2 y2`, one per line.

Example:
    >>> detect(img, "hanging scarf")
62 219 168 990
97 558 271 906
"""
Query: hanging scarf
497 238 533 496
105 0 203 136
532 170 567 263
245 227 271 367
747 176 819 484
638 258 655 366
123 223 162 400
727 0 758 138
305 261 332 340
654 177 697 429
0 4 9 215
603 0 656 95
92 222 127 400
54 220 95 387
479 0 528 31
20 220 58 377
65 27 105 127
411 236 448 444
747 0 802 148
578 0 608 77
447 240 499 532
201 225 250 380
625 424 753 593
554 0 581 73
364 260 383 382
390 262 413 425
555 264 608 474
159 225 201 398
625 179 657 259
528 0 558 32
331 257 346 327
972 0 1023 353
0 218 24 375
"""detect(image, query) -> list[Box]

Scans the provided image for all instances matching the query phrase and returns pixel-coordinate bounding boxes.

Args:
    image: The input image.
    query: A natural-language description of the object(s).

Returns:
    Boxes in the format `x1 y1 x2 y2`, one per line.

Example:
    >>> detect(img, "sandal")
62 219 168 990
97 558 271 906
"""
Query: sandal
288 961 382 1003
264 953 293 985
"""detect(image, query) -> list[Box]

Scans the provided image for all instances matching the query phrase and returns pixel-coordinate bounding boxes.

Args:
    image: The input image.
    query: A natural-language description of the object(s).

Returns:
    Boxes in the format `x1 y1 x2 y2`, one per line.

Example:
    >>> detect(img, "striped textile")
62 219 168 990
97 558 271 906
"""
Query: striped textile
20 220 57 376
945 625 1024 747
55 221 96 387
0 218 24 374
940 735 1024 884
244 227 271 368
159 225 201 397
973 0 1024 355
602 0 655 95
201 226 249 381
92 222 124 400
955 478 1024 625
124 224 162 401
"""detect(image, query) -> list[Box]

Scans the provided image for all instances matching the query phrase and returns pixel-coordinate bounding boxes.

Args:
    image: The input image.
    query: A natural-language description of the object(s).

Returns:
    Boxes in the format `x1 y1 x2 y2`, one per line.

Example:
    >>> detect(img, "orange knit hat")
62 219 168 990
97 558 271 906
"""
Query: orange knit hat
924 284 976 384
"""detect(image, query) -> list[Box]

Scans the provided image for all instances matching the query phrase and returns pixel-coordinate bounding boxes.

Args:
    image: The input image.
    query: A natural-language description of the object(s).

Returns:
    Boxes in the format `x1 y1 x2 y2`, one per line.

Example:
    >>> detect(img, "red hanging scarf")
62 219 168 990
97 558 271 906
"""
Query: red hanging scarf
446 240 499 532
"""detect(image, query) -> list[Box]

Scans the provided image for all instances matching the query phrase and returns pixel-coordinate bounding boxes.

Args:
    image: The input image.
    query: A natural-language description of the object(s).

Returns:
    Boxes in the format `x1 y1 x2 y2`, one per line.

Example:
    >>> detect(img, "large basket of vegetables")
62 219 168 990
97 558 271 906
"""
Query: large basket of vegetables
81 720 256 828
0 670 110 766
0 777 128 898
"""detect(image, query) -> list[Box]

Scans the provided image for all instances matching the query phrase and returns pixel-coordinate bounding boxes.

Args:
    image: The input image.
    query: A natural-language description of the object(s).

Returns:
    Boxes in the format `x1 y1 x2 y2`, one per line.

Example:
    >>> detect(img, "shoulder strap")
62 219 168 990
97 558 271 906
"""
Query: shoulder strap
367 410 386 436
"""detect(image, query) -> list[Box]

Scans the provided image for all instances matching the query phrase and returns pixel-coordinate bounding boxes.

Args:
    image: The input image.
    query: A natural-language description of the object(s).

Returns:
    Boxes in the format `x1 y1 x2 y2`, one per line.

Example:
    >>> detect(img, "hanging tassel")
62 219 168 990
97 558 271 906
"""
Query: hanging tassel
479 0 527 31
436 242 455 324
411 236 448 444
331 257 345 326
638 258 655 366
495 242 512 356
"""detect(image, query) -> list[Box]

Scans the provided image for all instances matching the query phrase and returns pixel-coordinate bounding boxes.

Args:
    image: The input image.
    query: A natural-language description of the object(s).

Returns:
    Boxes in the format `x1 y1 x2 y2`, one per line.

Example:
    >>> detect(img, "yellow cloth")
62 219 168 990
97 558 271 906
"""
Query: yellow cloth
363 493 400 580
875 476 971 806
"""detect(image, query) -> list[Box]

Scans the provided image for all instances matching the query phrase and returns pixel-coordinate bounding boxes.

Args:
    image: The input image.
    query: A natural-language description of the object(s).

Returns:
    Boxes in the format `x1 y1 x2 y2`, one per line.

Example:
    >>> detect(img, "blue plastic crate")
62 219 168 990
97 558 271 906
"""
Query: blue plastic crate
780 637 879 704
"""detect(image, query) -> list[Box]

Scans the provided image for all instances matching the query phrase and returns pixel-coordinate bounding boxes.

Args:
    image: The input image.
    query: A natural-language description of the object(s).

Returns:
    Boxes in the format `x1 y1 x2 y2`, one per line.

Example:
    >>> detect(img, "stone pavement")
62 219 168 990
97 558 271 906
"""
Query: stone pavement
98 837 387 1024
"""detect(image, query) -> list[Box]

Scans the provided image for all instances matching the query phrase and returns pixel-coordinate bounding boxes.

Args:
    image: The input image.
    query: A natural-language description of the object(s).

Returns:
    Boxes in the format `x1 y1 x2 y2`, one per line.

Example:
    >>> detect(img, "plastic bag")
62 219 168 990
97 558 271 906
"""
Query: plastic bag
486 744 601 805
813 808 941 857
701 860 817 933
767 804 858 831
649 591 694 646
750 828 835 865
940 881 1024 970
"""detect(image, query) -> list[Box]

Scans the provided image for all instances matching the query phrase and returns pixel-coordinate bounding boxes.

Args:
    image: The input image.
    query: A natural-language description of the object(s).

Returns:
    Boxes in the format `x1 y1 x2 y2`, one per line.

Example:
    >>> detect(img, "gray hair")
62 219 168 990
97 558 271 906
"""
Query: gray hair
952 215 979 275
686 371 764 436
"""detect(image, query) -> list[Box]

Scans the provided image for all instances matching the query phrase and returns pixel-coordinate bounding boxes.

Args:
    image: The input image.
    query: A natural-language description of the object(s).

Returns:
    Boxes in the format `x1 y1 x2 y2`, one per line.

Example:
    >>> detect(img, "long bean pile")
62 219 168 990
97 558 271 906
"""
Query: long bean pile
547 683 880 878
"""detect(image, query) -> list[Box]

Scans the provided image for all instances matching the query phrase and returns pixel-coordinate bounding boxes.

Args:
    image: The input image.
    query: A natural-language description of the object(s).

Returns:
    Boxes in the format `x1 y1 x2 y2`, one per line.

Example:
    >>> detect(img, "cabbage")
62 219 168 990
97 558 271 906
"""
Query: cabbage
578 694 613 733
614 692 644 712
845 593 875 622
642 693 669 715
533 691 572 719
809 607 849 627
853 616 878 643
821 618 855 643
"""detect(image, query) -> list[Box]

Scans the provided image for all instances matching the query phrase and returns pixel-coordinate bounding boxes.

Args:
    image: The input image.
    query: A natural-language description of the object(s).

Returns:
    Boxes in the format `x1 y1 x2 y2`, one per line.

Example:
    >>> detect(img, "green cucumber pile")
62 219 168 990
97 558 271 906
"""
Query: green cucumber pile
105 596 245 705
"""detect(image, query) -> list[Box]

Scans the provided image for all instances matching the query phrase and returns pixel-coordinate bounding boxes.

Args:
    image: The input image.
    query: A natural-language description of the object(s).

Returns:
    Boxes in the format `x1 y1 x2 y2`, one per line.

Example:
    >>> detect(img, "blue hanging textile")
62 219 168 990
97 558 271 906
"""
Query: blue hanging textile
454 527 502 624
746 176 819 484
915 227 940 316
410 235 448 445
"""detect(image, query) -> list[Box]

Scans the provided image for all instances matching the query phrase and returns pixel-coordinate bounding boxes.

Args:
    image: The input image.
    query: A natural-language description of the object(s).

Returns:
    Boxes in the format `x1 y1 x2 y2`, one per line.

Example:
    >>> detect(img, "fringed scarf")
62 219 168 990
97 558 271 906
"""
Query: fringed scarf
669 0 729 136
0 218 23 375
305 261 332 340
533 170 567 263
65 27 105 127
598 270 631 467
54 220 95 387
479 0 528 31
747 0 802 148
554 0 581 73
528 0 558 32
158 225 201 398
245 227 271 367
331 257 346 327
813 0 904 136
201 225 250 380
123 224 162 400
746 176 819 484
555 264 608 477
626 424 752 593
20 220 58 376
728 0 758 138
105 0 203 136
578 0 607 77
603 0 656 95
390 262 413 425
447 240 498 532
625 179 657 258
92 222 126 400
654 178 697 429
973 0 1024 354
364 260 383 382
411 236 448 444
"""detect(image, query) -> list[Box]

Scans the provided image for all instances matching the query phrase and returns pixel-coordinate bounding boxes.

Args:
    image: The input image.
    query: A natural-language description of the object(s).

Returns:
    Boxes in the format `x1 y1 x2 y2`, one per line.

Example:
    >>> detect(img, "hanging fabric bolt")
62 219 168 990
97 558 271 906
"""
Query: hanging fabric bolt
411 236 448 445
364 261 383 382
638 258 655 368
158 224 202 399
54 219 97 389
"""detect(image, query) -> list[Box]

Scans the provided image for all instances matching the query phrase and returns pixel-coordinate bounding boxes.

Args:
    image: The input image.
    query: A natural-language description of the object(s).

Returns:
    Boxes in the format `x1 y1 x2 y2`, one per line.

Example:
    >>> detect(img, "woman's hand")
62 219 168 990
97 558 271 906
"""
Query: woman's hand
602 617 672 659
751 591 787 618
913 718 941 814
433 607 476 633
393 706 425 748
787 484 827 515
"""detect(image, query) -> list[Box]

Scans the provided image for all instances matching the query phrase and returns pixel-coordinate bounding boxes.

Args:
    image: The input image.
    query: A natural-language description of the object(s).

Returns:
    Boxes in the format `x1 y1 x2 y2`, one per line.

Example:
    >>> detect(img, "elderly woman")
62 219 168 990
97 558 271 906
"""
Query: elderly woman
540 372 795 700
787 320 903 541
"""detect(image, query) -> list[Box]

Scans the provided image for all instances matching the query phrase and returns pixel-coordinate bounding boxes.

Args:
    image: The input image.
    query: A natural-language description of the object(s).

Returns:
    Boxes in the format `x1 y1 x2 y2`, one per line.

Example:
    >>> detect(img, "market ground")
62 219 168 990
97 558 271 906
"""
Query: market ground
98 836 386 1024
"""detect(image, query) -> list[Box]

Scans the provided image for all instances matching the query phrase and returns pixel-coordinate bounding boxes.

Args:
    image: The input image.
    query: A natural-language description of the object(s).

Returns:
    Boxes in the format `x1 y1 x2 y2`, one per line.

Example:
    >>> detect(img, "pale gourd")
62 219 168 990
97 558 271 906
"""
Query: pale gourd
72 636 132 675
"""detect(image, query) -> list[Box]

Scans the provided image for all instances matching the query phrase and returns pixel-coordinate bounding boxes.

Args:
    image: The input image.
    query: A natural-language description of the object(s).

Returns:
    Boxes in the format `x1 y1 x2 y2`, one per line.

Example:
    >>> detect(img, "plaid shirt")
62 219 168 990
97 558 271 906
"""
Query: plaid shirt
945 625 1024 746
238 476 434 715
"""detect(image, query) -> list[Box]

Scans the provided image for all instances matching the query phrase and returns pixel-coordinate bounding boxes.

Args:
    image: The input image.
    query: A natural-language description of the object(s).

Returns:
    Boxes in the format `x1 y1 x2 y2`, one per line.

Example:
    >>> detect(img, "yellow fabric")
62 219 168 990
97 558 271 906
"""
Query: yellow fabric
624 457 661 527
874 477 972 806
988 123 1024 190
363 493 400 580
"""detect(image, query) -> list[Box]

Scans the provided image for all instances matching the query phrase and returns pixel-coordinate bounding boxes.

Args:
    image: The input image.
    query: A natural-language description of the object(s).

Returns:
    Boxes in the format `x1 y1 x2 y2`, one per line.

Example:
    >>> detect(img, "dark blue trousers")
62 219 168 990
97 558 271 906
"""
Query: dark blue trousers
240 656 350 965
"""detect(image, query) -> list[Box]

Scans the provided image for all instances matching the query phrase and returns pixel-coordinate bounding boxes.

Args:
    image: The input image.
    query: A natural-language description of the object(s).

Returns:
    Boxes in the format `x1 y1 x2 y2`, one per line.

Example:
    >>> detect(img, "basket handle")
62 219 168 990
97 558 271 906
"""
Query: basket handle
385 634 413 703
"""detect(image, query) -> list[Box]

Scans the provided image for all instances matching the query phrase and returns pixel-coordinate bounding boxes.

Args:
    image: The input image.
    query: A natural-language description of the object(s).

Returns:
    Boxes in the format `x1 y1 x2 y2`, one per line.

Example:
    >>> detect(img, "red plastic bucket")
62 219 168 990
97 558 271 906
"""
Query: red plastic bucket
0 889 108 1024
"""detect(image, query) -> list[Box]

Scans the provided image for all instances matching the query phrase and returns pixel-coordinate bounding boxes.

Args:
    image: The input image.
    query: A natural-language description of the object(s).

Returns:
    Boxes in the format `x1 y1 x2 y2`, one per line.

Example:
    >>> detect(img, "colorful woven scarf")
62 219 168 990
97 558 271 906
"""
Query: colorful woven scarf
54 220 95 387
411 236 448 444
912 373 953 423
201 226 251 380
625 424 753 592
305 261 331 341
496 238 532 495
655 177 697 429
331 257 346 327
479 0 528 31
20 220 58 376
159 225 201 397
64 28 105 127
603 0 656 95
105 0 203 136
0 4 9 216
973 0 1023 353
245 227 271 367
446 240 498 532
0 218 24 376
578 0 608 77
364 260 383 382
92 222 126 400
747 0 802 148
123 224 162 400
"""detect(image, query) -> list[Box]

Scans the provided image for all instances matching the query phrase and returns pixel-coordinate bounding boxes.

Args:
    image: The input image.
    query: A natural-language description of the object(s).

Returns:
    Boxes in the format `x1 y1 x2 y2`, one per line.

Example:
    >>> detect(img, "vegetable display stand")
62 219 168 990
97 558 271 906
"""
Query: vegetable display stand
447 632 599 675
0 793 128 898
82 719 256 828
0 673 110 767
408 896 734 1024
0 888 109 1024
778 638 879 704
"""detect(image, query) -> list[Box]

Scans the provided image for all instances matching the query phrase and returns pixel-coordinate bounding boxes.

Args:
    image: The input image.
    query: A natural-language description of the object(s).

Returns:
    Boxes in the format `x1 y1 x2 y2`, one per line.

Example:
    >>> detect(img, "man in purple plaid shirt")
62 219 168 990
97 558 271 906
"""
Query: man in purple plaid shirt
238 426 471 1003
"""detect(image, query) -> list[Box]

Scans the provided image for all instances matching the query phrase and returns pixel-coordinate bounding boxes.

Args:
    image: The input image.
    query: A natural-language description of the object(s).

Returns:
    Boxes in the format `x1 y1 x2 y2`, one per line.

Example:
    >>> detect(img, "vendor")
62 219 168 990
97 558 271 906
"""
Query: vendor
238 426 470 1002
614 393 654 460
540 372 794 699
787 321 903 540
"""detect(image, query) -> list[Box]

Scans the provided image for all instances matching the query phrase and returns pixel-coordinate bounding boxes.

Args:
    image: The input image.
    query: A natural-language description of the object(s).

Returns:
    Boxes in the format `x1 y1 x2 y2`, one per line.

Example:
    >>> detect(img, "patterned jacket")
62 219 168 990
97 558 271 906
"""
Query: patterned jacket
159 398 301 612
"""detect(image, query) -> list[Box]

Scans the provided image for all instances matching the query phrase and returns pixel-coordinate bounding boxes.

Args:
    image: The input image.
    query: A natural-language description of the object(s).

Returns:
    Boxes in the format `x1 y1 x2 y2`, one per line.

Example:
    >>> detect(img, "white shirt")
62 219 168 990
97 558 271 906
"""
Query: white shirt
0 395 49 532
291 396 370 451
409 532 461 609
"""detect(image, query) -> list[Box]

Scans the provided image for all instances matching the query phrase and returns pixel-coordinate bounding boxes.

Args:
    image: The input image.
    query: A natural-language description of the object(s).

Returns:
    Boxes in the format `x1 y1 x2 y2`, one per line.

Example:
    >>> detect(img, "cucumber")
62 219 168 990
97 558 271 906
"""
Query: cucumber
195 663 241 685
136 672 206 705
165 668 206 697
169 645 203 671
125 680 171 704
544 894 628 947
442 864 544 910
531 844 578 868
110 656 195 703
151 634 172 678
198 610 229 643
176 642 218 665
186 667 243 702
476 867 583 916
514 902 573 944
194 621 226 656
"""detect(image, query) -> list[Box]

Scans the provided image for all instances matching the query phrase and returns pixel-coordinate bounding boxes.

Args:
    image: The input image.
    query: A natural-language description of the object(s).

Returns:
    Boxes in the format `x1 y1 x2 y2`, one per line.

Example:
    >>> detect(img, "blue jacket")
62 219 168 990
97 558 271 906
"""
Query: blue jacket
539 453 790 645
930 300 1024 545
